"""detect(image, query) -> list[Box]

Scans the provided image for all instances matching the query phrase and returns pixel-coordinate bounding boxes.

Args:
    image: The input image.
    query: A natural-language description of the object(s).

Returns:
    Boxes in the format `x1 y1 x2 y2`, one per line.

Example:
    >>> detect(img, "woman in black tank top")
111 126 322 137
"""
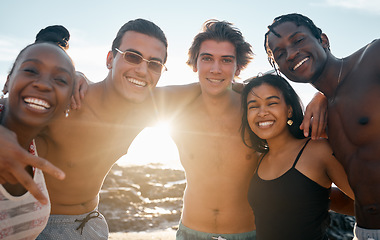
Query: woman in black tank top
240 74 354 240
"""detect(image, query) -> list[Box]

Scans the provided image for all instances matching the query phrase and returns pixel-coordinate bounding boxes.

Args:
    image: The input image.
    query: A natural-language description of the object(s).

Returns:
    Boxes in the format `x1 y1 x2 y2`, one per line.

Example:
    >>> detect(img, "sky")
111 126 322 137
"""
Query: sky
1 0 379 169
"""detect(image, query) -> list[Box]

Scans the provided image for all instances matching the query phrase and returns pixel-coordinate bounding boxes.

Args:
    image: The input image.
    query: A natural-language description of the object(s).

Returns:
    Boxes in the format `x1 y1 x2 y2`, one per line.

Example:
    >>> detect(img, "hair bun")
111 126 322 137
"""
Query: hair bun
35 25 70 50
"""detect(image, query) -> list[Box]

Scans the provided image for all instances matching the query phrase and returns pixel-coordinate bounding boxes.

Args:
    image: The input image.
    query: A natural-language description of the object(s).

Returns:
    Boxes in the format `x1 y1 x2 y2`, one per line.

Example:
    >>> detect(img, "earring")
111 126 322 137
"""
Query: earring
1 90 6 99
64 108 70 118
287 119 293 126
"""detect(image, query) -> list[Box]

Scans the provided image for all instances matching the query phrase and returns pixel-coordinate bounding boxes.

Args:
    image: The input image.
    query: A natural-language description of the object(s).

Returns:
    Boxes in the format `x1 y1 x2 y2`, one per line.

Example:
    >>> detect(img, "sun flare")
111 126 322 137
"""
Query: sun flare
116 121 182 170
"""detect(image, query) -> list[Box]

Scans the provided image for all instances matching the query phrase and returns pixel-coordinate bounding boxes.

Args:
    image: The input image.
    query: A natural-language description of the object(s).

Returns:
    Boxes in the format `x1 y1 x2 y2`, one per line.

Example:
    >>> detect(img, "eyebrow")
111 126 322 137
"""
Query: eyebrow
247 95 280 105
199 53 236 59
272 31 302 56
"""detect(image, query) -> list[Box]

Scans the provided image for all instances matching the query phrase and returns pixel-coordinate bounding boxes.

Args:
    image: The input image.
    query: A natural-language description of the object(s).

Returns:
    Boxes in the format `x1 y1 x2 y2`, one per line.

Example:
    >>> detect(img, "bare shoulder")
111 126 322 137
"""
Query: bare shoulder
305 138 334 160
360 39 380 62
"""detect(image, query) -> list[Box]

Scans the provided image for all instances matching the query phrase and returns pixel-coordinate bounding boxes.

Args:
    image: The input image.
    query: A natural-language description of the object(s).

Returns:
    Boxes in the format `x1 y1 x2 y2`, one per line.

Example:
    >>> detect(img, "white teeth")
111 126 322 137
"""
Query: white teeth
24 97 50 110
258 121 274 127
208 78 223 83
293 57 309 70
127 77 147 87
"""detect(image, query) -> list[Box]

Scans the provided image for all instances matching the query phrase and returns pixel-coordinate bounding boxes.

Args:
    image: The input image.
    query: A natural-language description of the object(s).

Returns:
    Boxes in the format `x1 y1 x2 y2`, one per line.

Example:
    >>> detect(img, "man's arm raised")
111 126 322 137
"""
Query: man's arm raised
301 92 328 140
0 126 65 204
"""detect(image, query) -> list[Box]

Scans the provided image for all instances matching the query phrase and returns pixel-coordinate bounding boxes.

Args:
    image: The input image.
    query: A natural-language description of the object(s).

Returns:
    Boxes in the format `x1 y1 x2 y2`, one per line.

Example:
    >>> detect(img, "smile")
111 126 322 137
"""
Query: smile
127 77 147 87
293 57 309 70
258 121 274 127
24 97 51 110
208 78 224 83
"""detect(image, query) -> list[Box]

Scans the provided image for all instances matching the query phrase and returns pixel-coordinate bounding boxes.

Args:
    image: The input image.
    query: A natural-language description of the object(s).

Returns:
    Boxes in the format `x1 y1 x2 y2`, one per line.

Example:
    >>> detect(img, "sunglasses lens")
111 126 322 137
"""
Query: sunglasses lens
148 62 163 73
122 51 164 73
124 52 142 65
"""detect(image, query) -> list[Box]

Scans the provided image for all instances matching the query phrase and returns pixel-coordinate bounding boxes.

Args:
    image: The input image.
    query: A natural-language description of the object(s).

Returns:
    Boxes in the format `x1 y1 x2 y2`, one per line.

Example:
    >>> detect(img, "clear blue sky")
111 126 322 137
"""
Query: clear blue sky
1 0 379 104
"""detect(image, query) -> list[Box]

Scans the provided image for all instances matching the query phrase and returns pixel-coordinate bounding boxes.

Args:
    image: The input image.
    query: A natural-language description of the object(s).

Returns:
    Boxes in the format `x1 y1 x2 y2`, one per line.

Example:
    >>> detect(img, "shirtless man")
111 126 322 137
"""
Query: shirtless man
264 13 380 239
170 20 257 240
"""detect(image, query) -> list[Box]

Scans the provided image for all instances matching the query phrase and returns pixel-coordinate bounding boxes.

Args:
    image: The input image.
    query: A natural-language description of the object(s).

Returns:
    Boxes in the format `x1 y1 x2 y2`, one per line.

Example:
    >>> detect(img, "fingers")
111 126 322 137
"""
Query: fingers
300 112 311 138
72 85 81 110
0 172 18 184
27 154 65 180
310 114 321 140
70 96 78 110
14 169 49 205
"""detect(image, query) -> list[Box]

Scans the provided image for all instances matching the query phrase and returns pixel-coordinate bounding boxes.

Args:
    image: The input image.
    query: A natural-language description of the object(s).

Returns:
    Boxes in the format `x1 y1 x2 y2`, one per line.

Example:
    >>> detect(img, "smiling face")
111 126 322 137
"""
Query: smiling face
267 21 328 84
246 83 292 140
4 43 74 128
107 31 167 103
194 40 240 97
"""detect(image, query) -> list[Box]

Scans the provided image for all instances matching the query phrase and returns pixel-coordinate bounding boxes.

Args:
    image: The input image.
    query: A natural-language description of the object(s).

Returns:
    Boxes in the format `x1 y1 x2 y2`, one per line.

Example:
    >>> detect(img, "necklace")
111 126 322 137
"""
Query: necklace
337 58 344 84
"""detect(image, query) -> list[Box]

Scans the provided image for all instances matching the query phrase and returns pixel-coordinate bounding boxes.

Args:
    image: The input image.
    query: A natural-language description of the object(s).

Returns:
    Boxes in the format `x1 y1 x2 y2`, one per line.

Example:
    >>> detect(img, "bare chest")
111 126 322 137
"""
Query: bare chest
172 114 256 173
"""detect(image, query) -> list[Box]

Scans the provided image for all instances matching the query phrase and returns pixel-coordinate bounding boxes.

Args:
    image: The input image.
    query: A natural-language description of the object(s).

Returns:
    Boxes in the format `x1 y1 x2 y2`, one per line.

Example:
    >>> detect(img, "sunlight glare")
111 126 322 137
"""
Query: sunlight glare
116 121 182 170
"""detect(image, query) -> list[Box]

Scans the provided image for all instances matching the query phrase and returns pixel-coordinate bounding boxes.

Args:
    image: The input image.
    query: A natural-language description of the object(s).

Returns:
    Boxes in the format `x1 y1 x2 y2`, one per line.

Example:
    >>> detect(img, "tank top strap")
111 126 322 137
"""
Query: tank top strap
292 138 311 168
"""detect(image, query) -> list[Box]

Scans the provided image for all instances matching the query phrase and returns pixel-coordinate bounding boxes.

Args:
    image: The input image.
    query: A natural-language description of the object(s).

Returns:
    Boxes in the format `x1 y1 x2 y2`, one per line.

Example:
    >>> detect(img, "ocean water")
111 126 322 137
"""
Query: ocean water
99 164 185 232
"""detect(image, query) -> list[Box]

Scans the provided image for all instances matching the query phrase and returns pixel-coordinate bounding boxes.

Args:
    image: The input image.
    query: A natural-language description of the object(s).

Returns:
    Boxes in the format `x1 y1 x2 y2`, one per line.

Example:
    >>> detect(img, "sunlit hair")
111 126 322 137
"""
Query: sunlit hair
264 13 322 70
187 19 253 71
240 74 305 153
111 19 168 63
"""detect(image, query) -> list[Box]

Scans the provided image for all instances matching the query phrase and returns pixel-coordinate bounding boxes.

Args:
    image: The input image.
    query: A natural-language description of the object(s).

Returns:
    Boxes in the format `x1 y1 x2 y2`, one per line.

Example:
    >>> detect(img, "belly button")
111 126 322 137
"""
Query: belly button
364 205 379 215
358 117 369 125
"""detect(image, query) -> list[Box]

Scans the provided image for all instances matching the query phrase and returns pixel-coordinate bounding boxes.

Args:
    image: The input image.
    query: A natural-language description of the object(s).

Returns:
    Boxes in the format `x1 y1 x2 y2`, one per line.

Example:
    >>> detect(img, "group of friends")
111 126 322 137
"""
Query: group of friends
0 12 379 240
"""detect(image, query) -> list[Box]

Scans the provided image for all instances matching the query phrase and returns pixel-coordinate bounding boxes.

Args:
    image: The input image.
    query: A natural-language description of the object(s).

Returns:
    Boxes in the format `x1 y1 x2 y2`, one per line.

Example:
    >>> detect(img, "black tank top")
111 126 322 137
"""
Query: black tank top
249 139 331 240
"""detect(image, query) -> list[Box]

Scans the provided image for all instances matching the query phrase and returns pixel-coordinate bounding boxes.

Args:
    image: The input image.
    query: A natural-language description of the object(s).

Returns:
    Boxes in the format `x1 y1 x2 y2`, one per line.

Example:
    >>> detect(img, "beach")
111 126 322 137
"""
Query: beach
100 163 355 240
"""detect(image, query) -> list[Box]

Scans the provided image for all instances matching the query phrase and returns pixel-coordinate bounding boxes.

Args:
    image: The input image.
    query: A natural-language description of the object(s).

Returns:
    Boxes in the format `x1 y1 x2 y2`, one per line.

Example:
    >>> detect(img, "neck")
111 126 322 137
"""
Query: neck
311 57 344 99
1 117 41 150
265 131 298 156
201 88 239 117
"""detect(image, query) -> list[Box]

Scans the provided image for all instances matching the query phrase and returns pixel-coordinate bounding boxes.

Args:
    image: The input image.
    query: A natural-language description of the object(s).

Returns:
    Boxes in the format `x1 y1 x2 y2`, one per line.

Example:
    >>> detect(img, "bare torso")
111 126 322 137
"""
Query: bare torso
171 91 257 233
36 82 152 214
327 39 380 228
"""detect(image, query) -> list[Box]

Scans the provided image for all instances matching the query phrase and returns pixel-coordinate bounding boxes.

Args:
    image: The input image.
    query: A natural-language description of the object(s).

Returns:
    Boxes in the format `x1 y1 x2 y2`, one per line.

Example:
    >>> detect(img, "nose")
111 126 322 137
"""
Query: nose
257 106 269 117
286 47 299 61
135 61 149 76
210 61 222 74
32 74 53 91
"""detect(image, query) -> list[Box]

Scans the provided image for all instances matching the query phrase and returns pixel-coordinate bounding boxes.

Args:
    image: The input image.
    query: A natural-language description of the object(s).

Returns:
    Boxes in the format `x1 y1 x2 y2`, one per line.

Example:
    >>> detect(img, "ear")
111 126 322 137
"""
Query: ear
235 67 241 77
106 51 114 69
287 106 293 118
321 33 330 51
192 65 198 73
3 75 10 94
